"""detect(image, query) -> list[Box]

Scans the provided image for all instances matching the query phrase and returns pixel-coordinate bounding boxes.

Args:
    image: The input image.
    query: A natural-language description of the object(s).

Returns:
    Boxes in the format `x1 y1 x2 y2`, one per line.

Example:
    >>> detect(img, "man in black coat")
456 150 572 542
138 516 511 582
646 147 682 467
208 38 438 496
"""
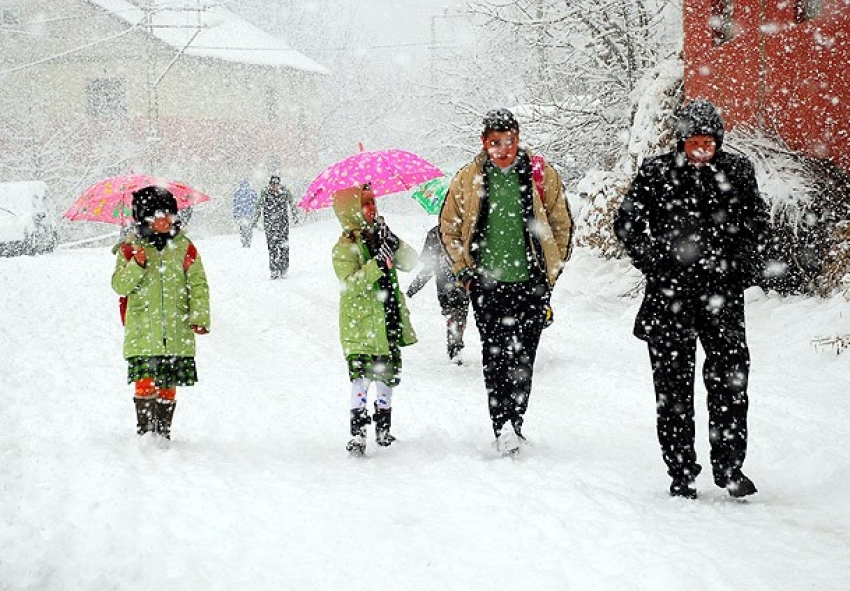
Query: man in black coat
614 99 770 499
255 175 295 279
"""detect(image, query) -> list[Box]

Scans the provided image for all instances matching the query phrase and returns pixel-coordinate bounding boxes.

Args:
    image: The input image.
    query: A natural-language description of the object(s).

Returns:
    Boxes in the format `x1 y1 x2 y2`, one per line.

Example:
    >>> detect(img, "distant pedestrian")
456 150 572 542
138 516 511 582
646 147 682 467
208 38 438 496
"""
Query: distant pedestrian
439 108 573 455
255 175 295 279
232 179 258 248
406 225 469 364
112 186 211 440
614 98 769 499
332 184 418 455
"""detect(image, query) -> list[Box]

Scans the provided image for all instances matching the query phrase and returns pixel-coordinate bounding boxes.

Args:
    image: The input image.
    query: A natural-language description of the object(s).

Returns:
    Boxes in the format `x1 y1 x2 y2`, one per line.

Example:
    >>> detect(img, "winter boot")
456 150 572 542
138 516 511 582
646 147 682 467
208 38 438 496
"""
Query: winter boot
346 408 370 455
669 465 702 499
374 402 396 447
154 400 176 440
715 469 758 498
134 397 156 435
495 424 520 456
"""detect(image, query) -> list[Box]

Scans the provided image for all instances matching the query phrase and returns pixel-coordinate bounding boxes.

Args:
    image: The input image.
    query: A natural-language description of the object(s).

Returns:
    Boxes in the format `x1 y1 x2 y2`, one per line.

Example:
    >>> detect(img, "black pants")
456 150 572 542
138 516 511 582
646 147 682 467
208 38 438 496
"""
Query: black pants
646 290 750 481
470 277 548 436
443 302 468 356
265 221 290 278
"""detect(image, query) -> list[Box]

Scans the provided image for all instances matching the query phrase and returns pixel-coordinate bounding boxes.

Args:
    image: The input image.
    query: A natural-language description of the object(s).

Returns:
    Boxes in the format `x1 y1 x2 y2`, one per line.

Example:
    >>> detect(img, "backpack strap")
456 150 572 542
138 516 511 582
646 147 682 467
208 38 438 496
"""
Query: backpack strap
119 242 134 261
183 240 198 271
531 154 546 204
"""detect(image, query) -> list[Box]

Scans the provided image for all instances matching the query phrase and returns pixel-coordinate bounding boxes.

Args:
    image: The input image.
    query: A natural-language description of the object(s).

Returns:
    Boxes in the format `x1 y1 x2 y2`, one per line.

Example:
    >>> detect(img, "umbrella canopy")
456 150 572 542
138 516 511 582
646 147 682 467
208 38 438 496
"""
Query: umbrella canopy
409 175 452 215
64 174 211 225
298 149 442 211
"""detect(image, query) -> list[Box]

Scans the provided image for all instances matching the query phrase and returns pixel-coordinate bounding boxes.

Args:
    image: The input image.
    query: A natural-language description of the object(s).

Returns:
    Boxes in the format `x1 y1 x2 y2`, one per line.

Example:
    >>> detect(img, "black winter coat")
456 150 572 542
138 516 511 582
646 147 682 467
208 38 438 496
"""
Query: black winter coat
407 226 469 311
614 149 770 340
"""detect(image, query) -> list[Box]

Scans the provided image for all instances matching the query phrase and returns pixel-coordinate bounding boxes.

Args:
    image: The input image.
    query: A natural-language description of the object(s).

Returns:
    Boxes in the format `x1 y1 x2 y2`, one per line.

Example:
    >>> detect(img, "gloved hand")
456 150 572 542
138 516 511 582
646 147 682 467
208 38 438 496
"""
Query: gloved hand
405 288 415 298
375 255 389 271
191 325 208 335
456 267 474 292
378 241 395 268
375 218 400 253
133 246 147 267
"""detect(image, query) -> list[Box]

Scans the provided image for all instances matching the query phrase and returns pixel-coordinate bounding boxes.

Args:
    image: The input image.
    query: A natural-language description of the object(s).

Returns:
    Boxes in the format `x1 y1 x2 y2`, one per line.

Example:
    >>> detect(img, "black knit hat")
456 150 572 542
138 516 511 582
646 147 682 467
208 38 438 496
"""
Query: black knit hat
675 98 725 149
132 185 178 222
482 108 519 135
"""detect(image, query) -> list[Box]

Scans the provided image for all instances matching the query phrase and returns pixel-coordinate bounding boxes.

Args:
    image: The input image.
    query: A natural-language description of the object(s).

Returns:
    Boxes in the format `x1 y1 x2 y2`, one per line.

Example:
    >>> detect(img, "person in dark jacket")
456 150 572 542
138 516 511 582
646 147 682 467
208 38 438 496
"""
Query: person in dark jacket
614 98 770 499
255 175 295 279
406 225 470 364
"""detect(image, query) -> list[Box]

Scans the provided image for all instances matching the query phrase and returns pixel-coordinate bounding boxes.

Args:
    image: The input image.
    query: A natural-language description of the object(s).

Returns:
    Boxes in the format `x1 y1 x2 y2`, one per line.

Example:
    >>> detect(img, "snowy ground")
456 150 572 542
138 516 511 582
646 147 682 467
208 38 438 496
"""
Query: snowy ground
2 206 849 590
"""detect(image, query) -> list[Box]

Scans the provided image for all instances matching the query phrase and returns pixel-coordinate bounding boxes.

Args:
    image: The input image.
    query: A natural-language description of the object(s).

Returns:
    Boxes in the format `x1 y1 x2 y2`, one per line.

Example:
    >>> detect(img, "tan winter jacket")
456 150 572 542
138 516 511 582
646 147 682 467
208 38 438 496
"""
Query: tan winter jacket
439 149 573 287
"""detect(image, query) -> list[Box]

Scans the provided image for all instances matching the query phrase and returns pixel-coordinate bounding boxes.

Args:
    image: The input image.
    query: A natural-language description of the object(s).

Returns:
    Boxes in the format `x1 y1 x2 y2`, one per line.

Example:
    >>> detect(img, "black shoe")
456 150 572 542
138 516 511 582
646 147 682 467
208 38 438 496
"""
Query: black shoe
716 470 758 498
669 478 698 499
346 435 366 455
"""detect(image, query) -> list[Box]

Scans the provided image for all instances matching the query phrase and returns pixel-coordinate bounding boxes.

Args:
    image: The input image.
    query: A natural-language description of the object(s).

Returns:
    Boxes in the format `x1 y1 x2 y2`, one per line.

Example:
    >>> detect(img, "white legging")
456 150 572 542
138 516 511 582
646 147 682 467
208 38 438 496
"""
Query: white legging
350 377 393 411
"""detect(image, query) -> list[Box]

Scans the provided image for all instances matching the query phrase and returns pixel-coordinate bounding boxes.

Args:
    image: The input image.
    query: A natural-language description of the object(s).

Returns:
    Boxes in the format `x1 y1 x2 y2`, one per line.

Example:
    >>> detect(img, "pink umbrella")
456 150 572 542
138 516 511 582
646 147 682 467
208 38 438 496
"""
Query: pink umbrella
299 149 443 211
64 174 211 225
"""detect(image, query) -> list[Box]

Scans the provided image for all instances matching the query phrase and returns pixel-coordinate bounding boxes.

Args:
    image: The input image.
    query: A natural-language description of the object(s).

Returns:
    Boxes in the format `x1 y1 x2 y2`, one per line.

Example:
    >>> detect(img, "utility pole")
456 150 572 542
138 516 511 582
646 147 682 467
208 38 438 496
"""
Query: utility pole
142 0 206 174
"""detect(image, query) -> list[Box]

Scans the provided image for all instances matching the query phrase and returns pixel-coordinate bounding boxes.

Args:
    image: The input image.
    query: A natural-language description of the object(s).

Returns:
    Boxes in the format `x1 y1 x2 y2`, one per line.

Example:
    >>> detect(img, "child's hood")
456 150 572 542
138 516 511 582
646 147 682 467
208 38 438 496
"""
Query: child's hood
332 187 368 233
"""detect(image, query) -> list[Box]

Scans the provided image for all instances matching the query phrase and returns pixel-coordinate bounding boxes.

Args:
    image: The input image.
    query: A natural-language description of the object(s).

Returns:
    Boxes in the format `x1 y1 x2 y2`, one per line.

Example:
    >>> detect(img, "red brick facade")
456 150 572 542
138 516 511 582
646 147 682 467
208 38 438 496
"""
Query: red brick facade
684 0 850 173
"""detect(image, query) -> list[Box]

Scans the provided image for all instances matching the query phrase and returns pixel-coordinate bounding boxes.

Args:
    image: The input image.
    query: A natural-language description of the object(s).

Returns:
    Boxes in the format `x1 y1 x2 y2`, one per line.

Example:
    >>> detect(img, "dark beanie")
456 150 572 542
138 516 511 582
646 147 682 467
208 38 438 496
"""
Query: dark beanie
132 185 178 222
482 108 519 135
675 99 725 149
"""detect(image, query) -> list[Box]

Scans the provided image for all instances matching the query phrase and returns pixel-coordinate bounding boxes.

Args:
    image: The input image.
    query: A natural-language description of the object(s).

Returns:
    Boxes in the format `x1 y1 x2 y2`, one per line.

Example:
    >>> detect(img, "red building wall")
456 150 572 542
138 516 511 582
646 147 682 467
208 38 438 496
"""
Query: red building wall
684 0 850 174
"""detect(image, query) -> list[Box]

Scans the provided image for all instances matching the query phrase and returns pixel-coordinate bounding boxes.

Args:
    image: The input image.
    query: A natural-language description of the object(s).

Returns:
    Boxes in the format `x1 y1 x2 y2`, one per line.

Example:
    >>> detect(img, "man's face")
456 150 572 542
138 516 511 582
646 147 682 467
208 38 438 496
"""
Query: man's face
361 189 377 225
684 135 716 167
482 130 519 168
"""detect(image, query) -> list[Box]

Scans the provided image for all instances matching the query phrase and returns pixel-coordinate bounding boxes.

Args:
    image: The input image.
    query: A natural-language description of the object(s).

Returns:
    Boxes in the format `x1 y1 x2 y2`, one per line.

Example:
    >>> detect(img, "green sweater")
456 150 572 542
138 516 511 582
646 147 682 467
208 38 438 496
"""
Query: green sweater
479 167 529 283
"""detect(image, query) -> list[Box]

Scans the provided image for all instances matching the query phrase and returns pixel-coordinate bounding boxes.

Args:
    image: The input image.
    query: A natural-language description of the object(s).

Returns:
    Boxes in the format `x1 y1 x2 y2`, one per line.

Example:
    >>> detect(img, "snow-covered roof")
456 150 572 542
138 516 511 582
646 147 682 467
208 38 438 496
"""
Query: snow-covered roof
86 0 329 75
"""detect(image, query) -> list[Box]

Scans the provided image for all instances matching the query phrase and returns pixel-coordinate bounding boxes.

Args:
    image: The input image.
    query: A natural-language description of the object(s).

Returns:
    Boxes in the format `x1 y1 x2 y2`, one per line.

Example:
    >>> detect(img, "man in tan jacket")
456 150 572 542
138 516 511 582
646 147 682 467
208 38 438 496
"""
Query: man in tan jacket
439 108 573 454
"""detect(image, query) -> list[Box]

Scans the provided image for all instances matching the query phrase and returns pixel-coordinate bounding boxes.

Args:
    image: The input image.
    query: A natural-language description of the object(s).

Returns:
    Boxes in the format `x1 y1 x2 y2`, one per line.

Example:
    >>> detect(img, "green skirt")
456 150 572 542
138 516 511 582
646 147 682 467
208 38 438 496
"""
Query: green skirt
346 345 402 387
127 356 198 388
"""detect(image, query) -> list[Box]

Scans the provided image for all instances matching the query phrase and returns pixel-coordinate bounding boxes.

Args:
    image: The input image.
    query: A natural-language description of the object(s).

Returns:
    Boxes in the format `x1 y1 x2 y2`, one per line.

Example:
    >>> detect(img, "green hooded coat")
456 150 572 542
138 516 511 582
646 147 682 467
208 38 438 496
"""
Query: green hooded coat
112 232 211 359
332 187 418 358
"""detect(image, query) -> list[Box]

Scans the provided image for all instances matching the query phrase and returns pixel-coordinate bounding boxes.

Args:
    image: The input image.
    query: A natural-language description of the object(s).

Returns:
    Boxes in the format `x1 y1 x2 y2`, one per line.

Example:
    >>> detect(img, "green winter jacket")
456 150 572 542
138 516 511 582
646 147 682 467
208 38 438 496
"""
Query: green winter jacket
332 187 418 357
111 232 211 359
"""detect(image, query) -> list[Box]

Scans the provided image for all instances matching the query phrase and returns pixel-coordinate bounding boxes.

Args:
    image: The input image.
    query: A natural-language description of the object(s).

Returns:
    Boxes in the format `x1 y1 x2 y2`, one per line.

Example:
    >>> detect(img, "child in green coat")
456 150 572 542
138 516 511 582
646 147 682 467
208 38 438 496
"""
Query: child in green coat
331 185 418 455
112 186 211 440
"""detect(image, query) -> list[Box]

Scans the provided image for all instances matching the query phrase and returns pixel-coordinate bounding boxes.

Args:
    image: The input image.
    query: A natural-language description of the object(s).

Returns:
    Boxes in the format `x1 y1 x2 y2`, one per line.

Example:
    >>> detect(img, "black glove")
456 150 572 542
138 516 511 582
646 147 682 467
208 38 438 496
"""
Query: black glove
375 218 400 253
378 240 394 262
375 255 389 271
456 267 474 291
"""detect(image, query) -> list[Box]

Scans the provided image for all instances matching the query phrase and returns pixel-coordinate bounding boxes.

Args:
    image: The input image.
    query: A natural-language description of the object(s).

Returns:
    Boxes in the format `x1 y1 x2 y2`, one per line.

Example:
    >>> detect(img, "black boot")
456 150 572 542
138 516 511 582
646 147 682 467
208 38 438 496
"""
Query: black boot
134 397 156 435
155 400 176 440
715 469 758 498
346 408 370 455
374 402 396 447
669 464 702 499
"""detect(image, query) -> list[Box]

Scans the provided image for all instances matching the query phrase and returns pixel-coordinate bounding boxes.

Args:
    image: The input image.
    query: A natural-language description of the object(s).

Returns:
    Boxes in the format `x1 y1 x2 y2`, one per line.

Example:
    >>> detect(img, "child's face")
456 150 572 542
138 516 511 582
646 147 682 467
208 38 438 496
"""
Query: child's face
149 211 174 234
361 190 377 225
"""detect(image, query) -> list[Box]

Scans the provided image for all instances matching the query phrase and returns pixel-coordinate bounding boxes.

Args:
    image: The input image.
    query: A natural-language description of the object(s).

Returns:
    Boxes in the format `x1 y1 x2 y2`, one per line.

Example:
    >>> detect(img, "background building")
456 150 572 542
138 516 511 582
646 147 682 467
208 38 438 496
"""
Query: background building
0 0 328 237
683 0 849 174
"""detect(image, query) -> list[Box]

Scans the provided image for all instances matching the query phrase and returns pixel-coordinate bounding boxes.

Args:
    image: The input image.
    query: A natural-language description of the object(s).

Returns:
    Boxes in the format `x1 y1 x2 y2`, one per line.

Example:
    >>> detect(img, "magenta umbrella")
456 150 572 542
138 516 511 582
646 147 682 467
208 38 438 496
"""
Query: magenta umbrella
298 149 443 211
64 174 211 225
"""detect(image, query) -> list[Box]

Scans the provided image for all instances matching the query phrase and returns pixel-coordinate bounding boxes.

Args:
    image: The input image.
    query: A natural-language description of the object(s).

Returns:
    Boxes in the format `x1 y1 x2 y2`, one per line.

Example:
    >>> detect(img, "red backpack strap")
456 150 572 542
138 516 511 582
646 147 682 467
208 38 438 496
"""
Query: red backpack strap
120 242 135 260
531 154 546 204
183 241 198 271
